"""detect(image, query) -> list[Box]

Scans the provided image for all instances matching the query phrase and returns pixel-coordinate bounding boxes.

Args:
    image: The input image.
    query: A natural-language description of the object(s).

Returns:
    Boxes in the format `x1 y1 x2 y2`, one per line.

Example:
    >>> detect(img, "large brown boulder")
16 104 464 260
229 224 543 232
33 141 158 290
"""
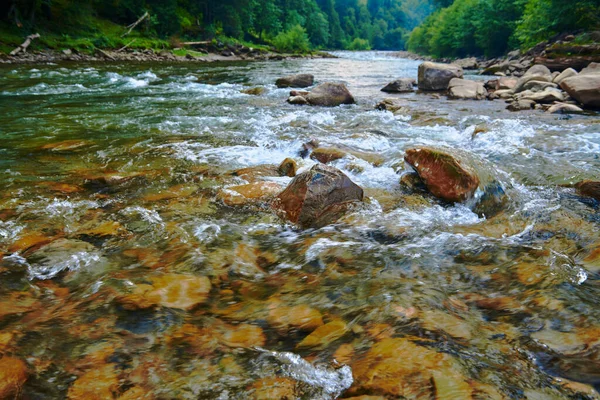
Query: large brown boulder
272 164 363 228
306 83 355 107
276 74 314 88
448 78 487 100
417 62 464 91
560 74 600 108
381 78 416 93
404 148 480 203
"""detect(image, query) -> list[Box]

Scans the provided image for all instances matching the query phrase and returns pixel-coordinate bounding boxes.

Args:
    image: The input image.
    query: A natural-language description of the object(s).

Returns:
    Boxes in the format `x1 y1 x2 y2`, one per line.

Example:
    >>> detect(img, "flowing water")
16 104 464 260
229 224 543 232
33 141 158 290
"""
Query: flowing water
0 51 599 399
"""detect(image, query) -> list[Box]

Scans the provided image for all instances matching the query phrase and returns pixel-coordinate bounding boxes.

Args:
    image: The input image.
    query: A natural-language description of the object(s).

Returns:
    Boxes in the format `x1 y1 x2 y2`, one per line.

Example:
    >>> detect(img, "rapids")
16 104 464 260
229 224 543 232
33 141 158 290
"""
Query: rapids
0 51 599 399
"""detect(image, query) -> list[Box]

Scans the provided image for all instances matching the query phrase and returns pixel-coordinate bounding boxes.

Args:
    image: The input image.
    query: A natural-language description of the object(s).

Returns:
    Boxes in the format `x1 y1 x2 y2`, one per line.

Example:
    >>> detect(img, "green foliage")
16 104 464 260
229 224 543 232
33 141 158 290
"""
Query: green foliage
347 37 371 50
0 0 439 53
272 24 310 53
409 0 600 57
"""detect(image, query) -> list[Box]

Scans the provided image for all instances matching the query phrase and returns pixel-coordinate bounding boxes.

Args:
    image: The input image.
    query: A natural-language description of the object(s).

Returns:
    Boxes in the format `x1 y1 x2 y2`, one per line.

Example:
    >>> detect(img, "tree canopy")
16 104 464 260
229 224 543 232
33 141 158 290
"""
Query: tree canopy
407 0 600 58
1 0 434 50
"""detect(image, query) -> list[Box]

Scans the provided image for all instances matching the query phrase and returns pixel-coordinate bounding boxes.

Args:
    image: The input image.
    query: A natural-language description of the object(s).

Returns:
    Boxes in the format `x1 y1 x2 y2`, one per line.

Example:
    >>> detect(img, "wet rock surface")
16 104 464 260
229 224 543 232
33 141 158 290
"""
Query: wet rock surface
276 74 315 88
380 78 415 93
273 164 363 228
306 82 356 107
404 147 480 202
417 61 464 91
0 52 599 400
448 78 487 100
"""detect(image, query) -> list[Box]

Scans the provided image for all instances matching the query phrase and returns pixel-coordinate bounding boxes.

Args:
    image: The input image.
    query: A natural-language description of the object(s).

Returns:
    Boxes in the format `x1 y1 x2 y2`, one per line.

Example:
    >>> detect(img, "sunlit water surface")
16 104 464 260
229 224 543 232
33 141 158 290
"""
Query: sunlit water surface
0 51 599 399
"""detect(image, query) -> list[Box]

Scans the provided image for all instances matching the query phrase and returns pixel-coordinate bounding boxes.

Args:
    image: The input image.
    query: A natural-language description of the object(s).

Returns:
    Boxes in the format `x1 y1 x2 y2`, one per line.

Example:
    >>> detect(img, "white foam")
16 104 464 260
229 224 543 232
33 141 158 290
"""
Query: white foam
257 348 353 399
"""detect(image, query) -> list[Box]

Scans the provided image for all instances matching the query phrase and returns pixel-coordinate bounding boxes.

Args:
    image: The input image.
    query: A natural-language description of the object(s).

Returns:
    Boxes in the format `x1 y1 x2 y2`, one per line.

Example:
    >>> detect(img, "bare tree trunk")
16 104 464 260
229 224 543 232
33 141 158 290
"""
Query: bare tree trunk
10 33 41 56
122 11 149 37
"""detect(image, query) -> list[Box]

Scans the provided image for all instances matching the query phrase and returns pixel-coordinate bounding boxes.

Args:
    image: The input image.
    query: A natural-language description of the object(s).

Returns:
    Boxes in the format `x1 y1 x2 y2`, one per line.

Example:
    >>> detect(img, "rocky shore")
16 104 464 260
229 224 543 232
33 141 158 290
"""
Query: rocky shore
0 43 335 65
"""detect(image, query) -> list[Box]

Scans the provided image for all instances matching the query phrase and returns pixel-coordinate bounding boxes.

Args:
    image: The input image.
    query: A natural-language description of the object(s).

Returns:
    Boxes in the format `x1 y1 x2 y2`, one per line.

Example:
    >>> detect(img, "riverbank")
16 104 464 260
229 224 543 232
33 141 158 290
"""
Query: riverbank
0 46 336 65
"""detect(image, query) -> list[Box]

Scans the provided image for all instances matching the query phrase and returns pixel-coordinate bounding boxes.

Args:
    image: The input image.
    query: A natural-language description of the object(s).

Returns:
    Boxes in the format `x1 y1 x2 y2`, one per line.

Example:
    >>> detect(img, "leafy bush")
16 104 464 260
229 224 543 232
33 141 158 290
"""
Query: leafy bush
347 37 371 50
272 25 310 53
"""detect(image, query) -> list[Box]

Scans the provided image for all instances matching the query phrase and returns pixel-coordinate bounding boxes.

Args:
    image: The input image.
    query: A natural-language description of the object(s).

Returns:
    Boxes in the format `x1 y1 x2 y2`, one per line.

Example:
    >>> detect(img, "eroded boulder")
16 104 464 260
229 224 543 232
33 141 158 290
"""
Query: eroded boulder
276 74 314 88
512 65 553 92
417 62 464 91
306 83 355 107
560 74 600 108
273 164 363 228
381 78 416 93
553 68 578 85
521 88 565 103
507 99 535 111
448 78 487 100
547 103 583 114
404 148 480 203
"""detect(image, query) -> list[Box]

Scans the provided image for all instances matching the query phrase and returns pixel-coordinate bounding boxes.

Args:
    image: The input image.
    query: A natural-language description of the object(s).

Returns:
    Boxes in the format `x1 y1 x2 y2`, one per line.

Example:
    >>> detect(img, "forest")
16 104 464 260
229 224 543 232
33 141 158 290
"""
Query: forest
0 0 433 52
408 0 600 57
1 0 599 56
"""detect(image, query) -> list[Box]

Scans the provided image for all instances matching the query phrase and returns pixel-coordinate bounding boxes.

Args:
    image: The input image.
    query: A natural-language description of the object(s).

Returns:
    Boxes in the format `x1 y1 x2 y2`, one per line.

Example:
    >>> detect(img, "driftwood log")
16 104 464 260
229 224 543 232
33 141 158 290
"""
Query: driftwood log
182 41 211 46
117 39 136 52
122 12 149 37
96 49 116 61
10 33 40 56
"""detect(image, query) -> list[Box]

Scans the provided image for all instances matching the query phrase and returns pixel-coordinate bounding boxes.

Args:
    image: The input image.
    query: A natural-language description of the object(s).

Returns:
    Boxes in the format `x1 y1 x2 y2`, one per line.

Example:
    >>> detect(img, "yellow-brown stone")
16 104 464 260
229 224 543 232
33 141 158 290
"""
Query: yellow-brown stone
296 319 348 349
119 273 211 310
249 376 297 400
0 356 28 399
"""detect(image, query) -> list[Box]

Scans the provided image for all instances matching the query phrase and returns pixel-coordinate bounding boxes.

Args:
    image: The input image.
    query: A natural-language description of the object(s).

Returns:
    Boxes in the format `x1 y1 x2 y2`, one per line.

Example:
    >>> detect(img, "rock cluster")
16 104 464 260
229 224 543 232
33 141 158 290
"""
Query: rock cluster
486 63 599 112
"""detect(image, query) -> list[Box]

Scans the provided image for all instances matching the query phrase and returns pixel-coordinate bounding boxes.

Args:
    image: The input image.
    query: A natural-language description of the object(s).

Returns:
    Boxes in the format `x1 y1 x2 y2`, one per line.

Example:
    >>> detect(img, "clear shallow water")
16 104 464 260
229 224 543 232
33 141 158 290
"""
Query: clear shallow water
0 51 599 399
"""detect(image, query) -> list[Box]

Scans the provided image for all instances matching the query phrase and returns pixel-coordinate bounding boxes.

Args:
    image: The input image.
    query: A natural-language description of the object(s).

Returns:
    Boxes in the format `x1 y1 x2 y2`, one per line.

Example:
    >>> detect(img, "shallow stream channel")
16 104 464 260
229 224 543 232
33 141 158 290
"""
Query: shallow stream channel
0 51 599 399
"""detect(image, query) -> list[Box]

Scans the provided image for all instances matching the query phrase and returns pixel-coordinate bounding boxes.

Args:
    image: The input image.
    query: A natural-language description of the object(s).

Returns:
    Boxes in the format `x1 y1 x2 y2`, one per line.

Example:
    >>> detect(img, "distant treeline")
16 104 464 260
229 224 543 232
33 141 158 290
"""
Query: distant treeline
408 0 600 57
1 0 433 51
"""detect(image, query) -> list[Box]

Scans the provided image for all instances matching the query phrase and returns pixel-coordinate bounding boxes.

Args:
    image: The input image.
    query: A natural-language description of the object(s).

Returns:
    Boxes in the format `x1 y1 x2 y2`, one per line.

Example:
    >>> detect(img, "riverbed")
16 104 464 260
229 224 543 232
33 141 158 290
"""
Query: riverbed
0 51 599 399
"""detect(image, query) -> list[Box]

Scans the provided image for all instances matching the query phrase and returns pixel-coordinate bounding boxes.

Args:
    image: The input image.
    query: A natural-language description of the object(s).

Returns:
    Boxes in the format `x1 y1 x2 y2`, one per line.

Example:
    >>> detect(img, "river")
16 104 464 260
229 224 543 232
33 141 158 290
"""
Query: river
0 51 599 399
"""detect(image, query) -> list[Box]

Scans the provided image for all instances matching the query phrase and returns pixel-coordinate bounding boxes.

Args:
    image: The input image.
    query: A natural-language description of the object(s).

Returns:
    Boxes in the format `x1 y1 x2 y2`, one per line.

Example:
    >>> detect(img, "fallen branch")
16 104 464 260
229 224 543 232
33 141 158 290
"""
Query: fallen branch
96 49 116 61
122 11 149 37
182 41 211 46
117 39 136 52
10 33 40 56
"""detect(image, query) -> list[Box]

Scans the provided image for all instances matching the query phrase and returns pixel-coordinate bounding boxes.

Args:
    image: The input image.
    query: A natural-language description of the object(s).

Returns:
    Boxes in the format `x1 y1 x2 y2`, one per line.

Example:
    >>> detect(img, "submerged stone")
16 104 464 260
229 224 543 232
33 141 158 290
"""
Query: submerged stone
249 377 297 400
0 356 28 399
67 364 118 400
296 319 348 349
118 273 211 310
349 338 471 398
219 182 284 206
404 147 480 203
272 164 364 229
241 86 266 95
